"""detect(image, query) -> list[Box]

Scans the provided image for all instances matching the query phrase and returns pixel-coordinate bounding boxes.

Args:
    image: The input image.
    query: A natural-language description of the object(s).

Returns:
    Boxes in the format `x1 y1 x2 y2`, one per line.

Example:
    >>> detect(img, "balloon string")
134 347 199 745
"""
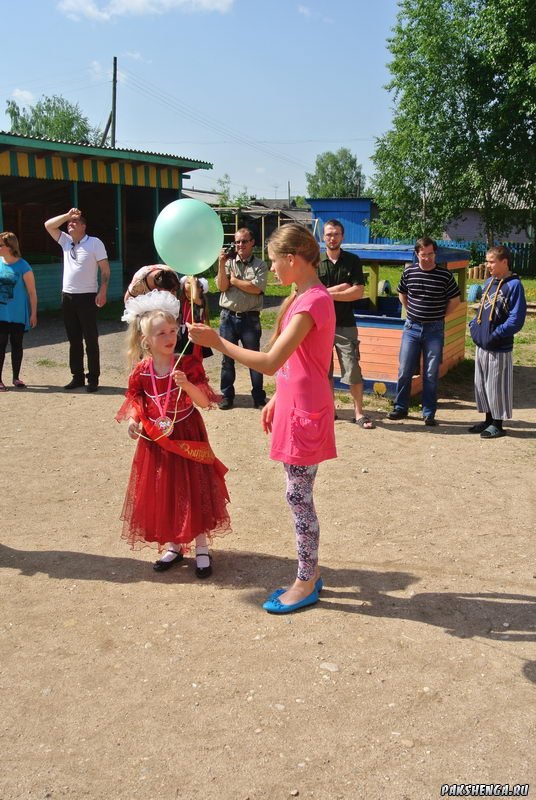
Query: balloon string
139 286 196 442
172 281 195 372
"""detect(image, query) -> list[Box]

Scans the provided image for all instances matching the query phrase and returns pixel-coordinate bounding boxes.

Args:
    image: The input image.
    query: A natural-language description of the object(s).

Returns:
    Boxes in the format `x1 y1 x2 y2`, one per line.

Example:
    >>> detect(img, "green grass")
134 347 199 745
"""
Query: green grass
370 266 536 301
467 275 536 302
39 268 536 378
36 358 65 368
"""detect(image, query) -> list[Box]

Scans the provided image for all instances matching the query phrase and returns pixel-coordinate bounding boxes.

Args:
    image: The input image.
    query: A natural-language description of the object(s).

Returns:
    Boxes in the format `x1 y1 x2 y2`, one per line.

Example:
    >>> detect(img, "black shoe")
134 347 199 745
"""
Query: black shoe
254 398 267 409
195 553 212 579
387 410 408 420
64 377 85 390
86 383 99 393
153 550 184 572
424 416 437 426
218 398 234 410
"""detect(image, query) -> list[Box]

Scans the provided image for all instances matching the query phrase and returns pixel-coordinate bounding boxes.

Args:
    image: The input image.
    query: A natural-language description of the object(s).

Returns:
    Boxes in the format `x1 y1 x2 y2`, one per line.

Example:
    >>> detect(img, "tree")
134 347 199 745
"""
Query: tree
233 186 250 209
472 0 536 245
370 0 536 245
6 95 102 145
215 173 250 208
216 173 232 206
305 148 366 198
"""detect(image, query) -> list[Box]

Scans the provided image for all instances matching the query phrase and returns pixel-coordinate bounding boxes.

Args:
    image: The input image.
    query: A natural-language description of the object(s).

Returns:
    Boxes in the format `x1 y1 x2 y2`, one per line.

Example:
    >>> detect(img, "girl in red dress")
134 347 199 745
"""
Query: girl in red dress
116 290 230 576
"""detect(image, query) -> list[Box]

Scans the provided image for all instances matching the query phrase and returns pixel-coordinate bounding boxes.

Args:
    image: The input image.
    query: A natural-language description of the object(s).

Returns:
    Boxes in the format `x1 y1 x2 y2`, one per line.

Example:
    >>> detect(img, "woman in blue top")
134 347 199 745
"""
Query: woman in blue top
0 232 38 391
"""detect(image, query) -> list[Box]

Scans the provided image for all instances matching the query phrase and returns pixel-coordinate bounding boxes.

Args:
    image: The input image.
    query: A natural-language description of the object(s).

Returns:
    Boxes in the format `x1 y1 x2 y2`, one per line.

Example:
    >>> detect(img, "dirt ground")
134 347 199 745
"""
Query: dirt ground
1 313 535 800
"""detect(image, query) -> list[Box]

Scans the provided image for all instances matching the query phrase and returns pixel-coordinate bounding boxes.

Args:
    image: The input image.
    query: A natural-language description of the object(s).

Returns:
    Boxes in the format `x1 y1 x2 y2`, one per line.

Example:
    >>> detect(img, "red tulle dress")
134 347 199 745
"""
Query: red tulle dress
116 355 231 551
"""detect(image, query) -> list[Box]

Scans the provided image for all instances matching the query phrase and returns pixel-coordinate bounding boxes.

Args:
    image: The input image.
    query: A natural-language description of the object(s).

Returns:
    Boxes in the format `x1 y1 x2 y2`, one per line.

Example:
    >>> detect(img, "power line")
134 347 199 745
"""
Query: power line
121 136 375 146
120 68 313 172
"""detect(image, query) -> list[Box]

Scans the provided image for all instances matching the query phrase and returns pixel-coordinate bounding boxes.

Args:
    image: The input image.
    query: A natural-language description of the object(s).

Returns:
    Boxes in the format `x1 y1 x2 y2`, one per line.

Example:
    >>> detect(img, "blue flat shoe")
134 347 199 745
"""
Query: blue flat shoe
263 586 319 614
267 577 324 602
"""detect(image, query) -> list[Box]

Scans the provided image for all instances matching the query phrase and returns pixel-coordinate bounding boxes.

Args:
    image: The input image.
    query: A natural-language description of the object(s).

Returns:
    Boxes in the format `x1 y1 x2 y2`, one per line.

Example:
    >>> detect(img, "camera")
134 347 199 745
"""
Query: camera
225 244 237 259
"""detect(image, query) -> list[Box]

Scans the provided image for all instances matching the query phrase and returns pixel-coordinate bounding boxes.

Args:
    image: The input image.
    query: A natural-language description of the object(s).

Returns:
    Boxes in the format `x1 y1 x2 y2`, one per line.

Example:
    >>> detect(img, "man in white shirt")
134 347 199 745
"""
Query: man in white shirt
45 208 110 392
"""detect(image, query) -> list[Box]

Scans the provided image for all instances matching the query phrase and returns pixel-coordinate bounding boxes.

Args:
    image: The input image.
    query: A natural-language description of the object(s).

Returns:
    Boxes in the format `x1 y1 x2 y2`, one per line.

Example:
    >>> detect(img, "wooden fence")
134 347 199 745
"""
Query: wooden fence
370 238 535 276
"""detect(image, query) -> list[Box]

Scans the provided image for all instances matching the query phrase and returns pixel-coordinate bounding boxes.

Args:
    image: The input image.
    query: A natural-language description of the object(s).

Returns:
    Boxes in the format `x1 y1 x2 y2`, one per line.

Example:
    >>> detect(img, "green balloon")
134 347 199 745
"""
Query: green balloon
153 198 224 275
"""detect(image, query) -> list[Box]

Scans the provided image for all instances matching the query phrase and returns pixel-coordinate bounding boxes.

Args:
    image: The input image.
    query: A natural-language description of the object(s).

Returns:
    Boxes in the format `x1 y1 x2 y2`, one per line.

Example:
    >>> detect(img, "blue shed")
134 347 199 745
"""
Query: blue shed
307 197 373 244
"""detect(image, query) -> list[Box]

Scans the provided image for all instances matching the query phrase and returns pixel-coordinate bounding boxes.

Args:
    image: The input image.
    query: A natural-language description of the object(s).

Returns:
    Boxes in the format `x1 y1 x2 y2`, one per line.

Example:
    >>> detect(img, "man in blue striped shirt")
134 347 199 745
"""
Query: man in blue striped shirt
387 238 461 425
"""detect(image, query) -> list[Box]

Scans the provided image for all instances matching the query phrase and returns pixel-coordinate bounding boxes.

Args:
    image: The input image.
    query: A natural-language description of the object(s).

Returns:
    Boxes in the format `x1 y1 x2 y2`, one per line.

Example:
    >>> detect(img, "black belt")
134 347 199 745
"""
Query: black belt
222 309 260 318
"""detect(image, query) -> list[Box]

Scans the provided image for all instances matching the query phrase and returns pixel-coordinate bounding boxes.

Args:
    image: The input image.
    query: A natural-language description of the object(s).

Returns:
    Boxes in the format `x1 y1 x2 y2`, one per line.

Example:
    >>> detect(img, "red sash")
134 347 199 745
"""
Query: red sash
135 405 216 465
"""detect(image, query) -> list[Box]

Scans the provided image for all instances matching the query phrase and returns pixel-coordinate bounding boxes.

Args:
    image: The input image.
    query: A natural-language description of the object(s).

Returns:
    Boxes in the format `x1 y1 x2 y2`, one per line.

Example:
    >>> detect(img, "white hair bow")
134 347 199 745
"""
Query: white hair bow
121 289 181 323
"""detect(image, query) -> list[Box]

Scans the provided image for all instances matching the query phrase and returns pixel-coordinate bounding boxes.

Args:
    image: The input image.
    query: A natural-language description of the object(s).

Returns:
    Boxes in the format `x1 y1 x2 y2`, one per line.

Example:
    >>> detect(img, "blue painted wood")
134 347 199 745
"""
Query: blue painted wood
307 198 373 244
354 314 405 329
325 243 471 264
334 375 398 399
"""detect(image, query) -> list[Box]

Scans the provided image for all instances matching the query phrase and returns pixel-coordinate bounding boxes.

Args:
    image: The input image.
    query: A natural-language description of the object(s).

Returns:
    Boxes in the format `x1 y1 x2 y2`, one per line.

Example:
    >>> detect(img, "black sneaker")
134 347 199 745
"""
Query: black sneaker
86 383 99 393
387 410 408 420
424 416 437 426
218 398 234 410
254 398 267 409
64 377 85 390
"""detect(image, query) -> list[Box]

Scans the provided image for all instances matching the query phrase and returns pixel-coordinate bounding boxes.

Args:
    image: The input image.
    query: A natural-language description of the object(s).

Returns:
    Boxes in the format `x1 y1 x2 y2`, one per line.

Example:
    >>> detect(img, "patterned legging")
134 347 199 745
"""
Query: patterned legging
284 463 319 582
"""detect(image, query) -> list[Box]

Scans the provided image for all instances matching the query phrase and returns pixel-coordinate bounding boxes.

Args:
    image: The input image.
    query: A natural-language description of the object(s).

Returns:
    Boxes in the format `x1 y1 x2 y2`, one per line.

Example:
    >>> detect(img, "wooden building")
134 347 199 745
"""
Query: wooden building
0 132 212 309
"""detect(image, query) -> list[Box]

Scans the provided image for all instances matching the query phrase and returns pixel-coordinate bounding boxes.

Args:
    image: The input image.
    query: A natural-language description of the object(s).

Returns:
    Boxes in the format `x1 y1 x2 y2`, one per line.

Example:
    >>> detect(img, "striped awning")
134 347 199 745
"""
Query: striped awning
0 132 212 189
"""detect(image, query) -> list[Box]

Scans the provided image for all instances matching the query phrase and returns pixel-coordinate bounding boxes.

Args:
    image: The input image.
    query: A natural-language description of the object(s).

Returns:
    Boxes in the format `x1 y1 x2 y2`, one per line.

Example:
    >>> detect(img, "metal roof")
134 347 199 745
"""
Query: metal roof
0 131 212 171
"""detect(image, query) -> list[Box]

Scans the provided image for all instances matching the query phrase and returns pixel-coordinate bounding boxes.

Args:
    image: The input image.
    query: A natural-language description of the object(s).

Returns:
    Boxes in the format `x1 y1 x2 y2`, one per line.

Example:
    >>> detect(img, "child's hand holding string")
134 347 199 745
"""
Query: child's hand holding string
173 369 189 388
172 369 210 409
128 418 141 440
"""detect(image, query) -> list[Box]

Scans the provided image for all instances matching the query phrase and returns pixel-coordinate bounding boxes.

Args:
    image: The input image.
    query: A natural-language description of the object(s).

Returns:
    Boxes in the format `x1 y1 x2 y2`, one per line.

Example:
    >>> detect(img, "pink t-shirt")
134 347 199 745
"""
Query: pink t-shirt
270 284 337 466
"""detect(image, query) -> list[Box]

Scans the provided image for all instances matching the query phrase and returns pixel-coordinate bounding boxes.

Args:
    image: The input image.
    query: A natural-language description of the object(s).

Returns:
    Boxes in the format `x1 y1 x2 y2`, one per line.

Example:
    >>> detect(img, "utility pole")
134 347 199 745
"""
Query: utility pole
111 56 117 147
288 180 291 208
100 57 118 147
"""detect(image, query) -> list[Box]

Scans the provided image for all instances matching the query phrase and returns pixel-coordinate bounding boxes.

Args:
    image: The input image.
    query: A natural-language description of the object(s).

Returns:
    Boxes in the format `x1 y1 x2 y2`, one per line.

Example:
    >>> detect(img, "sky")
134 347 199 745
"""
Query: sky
1 0 400 199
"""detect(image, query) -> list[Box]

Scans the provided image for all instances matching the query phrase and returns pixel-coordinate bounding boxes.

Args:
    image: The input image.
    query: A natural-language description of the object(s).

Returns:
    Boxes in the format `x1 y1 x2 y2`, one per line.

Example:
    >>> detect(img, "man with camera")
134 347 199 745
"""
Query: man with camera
216 227 268 409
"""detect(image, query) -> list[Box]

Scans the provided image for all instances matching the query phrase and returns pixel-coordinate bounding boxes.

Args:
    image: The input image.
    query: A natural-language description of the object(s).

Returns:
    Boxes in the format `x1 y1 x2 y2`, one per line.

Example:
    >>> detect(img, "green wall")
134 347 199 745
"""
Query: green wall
32 260 123 311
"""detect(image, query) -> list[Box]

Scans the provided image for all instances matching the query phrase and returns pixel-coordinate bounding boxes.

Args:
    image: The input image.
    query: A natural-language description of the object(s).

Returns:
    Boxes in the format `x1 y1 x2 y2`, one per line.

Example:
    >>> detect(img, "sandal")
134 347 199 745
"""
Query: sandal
353 415 375 429
480 424 506 439
12 379 26 388
468 420 489 434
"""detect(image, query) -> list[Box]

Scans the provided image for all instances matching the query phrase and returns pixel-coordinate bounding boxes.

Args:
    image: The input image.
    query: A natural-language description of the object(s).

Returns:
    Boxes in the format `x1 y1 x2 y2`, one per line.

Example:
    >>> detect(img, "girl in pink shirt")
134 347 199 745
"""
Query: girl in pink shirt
187 224 336 614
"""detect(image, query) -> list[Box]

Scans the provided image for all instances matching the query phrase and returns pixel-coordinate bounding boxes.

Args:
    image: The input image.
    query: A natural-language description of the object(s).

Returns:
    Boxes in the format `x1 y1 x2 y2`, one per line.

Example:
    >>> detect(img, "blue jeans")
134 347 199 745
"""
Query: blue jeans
219 309 266 404
394 319 445 418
